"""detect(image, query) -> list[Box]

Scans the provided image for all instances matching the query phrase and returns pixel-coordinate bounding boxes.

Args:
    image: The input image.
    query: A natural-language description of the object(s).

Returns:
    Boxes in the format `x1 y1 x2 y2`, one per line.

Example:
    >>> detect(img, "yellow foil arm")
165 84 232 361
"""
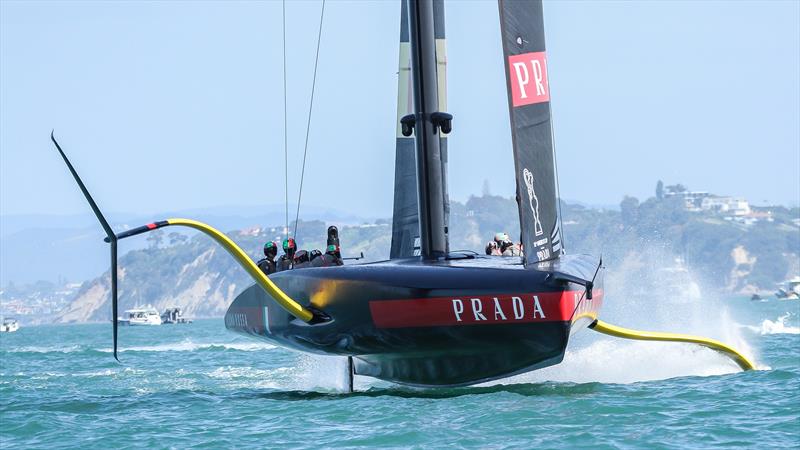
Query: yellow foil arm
166 218 314 322
590 319 755 371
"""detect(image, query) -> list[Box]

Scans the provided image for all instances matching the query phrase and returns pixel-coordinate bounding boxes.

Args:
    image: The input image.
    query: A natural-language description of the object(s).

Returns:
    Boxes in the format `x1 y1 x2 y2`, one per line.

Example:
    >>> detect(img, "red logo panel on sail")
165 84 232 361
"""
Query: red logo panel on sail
508 51 550 107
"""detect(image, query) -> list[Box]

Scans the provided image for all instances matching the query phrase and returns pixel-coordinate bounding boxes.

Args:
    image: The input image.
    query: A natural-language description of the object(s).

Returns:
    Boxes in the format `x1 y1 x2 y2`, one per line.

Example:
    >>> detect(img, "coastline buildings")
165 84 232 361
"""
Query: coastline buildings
664 186 775 226
700 196 751 216
0 282 81 324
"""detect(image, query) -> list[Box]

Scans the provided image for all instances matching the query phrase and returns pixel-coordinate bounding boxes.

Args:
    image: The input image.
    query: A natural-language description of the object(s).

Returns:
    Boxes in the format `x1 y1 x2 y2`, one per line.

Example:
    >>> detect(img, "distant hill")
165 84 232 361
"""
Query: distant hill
55 194 800 323
0 204 372 284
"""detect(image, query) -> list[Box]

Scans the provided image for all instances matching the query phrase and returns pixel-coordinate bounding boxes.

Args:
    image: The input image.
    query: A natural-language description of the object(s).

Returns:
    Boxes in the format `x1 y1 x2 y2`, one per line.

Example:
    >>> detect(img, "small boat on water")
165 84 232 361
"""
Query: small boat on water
0 318 19 333
161 308 192 324
750 293 764 302
775 277 800 300
119 307 162 326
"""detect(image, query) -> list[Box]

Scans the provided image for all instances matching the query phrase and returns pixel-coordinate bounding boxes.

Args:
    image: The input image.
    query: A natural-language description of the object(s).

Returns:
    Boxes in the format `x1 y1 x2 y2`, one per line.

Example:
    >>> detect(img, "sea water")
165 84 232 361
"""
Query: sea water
1 297 798 448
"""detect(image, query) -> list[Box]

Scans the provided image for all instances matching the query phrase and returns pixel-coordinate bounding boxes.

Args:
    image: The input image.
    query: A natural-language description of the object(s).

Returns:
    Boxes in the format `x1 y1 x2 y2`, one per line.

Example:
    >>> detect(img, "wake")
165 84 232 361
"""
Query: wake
97 339 275 353
743 313 800 335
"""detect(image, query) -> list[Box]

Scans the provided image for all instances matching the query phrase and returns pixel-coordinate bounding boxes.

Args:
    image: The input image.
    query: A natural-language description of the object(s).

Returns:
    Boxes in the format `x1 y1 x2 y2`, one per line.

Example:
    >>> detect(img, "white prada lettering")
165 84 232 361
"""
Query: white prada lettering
513 62 530 99
493 297 507 321
448 295 551 322
471 298 487 321
532 59 545 96
512 296 525 319
452 299 464 322
532 295 546 319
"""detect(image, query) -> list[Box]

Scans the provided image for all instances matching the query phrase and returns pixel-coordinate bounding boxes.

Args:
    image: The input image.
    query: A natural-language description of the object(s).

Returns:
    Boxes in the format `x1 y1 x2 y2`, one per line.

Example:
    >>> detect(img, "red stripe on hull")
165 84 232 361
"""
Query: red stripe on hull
369 291 586 329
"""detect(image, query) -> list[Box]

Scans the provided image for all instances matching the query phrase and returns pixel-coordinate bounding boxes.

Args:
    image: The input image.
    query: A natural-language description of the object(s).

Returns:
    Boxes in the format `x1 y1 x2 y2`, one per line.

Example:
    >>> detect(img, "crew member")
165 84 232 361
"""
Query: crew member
257 241 278 275
293 249 312 269
485 241 502 255
502 241 523 257
325 226 344 265
311 226 344 267
276 238 297 272
490 232 523 257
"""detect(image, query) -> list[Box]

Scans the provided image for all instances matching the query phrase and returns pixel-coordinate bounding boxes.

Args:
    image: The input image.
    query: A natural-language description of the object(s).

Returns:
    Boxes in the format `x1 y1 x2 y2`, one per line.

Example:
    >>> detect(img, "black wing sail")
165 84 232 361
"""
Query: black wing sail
390 0 449 259
499 0 563 265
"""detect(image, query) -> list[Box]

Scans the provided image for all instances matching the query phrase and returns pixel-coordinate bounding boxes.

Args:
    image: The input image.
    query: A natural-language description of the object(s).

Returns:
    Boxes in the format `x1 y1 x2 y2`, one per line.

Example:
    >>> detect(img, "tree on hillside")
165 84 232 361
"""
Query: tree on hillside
146 229 164 249
620 196 640 227
168 232 188 246
665 183 687 195
656 180 664 200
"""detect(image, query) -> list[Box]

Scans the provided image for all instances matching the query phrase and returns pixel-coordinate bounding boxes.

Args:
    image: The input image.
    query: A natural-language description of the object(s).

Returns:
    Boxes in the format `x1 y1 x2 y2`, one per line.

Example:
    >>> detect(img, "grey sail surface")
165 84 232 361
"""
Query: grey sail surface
499 0 562 265
390 0 449 259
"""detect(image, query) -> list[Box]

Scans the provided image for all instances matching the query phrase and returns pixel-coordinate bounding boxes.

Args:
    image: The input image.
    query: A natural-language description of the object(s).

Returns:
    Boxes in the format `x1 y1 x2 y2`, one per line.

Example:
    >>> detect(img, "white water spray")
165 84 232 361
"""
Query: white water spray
745 313 800 335
489 247 762 385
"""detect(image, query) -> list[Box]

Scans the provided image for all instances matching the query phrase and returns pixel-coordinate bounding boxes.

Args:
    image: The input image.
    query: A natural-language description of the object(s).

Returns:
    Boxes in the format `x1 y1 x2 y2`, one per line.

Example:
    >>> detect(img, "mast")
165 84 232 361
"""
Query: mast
406 0 450 259
391 0 448 259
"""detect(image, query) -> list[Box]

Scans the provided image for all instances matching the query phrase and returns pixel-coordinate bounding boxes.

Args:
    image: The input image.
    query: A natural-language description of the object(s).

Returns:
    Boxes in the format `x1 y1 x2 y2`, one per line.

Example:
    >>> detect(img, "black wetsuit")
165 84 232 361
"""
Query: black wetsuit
276 255 293 272
293 250 312 269
311 252 343 267
257 257 276 275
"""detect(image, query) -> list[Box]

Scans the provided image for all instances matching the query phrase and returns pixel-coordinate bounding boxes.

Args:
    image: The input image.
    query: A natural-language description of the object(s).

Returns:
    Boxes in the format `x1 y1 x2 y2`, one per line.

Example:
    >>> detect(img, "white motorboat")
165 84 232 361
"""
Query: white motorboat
1 318 20 333
120 307 162 326
775 276 800 300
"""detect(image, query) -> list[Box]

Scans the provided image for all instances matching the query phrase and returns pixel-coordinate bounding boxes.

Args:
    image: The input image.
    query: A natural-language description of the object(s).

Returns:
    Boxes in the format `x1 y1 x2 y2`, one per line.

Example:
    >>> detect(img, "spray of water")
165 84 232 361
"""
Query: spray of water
489 246 763 385
744 313 800 335
289 354 352 392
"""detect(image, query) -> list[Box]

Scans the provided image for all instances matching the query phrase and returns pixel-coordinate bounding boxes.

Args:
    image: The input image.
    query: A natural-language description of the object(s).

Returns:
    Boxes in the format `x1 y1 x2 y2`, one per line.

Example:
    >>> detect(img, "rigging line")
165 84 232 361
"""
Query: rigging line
292 0 326 241
283 0 289 242
549 98 565 254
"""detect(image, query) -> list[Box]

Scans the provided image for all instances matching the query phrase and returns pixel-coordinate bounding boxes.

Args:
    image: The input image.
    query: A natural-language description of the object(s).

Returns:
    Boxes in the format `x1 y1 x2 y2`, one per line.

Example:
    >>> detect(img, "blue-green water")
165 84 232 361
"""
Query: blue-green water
2 298 798 448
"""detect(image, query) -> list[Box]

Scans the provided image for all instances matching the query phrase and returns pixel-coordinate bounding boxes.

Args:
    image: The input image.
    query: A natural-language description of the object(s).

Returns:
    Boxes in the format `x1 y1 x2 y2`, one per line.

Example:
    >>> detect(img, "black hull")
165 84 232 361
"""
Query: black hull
225 254 602 387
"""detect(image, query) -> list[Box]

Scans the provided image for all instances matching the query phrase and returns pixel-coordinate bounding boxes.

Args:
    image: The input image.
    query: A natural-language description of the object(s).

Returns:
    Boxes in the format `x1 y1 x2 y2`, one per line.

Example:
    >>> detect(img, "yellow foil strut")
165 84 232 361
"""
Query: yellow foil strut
165 218 314 322
590 319 755 371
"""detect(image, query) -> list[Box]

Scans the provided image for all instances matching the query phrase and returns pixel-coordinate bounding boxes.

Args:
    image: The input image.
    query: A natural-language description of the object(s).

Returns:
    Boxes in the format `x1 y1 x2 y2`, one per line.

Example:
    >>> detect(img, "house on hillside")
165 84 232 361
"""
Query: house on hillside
701 196 751 216
664 190 711 211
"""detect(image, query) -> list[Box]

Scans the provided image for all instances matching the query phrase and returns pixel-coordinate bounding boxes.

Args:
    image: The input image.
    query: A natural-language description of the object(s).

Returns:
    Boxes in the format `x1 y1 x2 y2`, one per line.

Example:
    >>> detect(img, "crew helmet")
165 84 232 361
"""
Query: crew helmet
494 232 510 243
294 249 310 264
327 226 340 247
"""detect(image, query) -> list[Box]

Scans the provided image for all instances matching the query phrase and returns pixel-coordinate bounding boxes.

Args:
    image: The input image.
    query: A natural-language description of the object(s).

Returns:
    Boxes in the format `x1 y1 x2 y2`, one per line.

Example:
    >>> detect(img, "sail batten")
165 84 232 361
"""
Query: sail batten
499 0 562 265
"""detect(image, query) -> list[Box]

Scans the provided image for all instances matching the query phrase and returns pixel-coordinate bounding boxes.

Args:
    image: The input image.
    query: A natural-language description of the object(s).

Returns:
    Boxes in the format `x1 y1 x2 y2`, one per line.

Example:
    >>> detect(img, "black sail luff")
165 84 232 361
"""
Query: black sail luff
499 0 562 264
391 0 448 259
390 0 417 258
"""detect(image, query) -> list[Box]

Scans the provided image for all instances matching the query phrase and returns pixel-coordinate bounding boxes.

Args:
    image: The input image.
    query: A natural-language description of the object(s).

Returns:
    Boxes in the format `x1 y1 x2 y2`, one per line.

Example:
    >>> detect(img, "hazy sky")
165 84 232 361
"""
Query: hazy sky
2 0 798 221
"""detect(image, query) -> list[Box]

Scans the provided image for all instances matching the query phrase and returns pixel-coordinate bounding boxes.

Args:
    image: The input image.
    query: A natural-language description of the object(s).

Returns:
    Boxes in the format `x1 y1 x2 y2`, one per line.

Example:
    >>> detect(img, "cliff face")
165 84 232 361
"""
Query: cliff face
56 245 251 323
57 282 110 323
